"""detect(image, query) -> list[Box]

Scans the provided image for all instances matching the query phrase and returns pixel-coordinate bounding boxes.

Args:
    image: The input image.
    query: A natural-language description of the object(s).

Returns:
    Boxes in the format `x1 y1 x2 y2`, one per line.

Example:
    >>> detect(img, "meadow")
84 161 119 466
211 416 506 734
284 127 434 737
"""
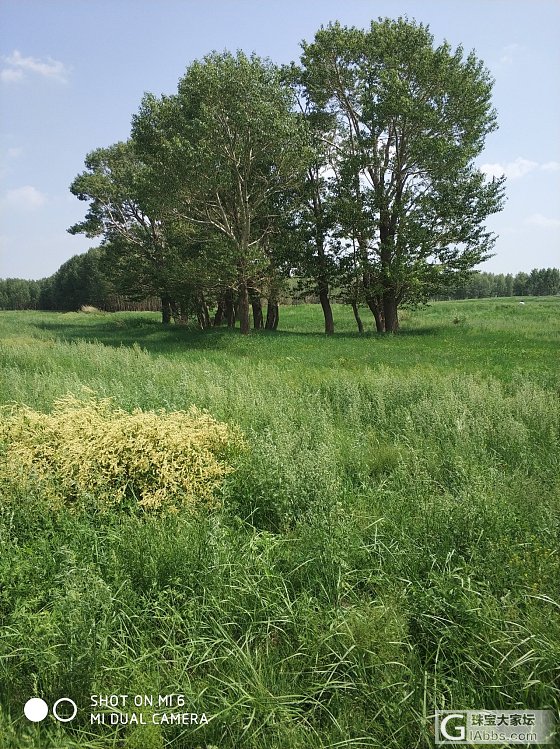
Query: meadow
0 298 558 749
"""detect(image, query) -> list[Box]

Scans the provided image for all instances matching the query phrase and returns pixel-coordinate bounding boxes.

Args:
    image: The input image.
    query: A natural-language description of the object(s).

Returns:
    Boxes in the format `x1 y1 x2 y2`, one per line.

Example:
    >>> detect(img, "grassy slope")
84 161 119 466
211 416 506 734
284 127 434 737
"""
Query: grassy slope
0 299 558 749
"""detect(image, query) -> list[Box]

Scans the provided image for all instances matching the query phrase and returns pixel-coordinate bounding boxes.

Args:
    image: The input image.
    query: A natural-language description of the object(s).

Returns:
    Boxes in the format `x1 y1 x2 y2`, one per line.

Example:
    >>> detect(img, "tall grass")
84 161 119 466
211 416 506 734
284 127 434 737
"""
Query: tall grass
0 299 558 748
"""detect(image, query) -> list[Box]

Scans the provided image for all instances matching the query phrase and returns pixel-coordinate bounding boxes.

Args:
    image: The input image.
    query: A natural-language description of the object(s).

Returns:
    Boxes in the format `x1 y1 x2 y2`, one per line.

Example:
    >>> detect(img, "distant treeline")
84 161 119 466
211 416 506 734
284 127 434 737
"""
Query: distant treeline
1 248 558 313
0 248 159 312
435 267 560 300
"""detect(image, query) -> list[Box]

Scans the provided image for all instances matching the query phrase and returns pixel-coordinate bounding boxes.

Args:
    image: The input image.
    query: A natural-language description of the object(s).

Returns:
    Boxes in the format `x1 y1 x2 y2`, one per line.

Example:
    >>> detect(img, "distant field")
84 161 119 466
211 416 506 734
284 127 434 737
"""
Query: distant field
0 298 559 749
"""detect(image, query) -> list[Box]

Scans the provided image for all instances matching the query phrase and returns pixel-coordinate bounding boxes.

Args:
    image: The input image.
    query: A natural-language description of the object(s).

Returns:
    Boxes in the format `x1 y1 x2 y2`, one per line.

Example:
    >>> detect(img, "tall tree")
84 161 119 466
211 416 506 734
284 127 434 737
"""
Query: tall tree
297 18 505 331
132 51 308 334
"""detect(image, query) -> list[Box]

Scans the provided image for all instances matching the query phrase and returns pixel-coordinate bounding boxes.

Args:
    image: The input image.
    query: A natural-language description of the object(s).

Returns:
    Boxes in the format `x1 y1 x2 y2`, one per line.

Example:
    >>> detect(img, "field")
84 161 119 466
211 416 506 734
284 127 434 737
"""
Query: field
0 298 559 749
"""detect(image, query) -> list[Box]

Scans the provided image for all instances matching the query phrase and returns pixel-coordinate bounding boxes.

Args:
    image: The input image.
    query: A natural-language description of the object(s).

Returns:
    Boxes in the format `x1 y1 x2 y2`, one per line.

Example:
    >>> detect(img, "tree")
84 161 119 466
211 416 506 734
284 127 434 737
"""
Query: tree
132 51 308 334
296 17 505 331
69 140 201 323
513 272 529 296
544 268 560 296
528 267 560 296
505 273 514 297
494 273 507 297
0 278 32 309
38 248 114 310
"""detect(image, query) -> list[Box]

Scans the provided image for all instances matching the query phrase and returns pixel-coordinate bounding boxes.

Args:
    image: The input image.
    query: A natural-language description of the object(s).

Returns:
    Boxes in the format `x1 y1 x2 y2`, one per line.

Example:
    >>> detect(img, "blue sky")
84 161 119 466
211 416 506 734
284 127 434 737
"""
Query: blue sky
1 0 559 280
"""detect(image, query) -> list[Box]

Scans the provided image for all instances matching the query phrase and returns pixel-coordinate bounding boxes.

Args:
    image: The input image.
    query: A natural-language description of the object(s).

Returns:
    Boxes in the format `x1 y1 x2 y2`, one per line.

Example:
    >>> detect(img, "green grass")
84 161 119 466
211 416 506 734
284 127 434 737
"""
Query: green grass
0 299 559 748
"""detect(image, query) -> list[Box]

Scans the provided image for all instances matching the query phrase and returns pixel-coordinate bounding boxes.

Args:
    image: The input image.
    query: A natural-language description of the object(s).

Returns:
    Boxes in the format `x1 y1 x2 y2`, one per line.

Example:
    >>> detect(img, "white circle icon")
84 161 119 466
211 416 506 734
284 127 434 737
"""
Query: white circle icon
52 698 78 722
24 698 49 722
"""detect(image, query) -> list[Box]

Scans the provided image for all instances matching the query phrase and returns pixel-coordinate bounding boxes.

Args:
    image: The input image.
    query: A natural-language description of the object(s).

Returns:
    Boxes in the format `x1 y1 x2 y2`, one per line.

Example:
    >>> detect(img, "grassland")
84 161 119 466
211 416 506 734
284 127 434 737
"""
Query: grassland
0 298 559 749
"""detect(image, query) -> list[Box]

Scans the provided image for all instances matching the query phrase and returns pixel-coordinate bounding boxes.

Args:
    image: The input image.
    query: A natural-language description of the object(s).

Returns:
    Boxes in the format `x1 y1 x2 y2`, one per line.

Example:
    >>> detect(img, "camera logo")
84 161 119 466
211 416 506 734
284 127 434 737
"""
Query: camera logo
24 697 78 723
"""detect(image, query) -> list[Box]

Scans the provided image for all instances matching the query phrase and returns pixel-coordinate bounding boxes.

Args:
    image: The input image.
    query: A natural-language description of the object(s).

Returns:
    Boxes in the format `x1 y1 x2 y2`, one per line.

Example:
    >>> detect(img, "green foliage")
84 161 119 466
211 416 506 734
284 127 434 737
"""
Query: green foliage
54 15 557 334
132 50 309 333
0 277 43 310
41 247 114 311
438 267 560 299
68 141 197 308
296 17 506 330
0 391 244 513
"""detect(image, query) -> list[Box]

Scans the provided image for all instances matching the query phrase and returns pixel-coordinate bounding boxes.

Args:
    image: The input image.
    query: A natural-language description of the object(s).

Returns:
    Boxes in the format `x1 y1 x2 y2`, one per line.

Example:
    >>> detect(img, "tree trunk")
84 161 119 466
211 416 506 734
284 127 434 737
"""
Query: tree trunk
197 293 211 329
319 282 334 335
378 225 399 333
249 288 264 330
373 307 385 333
265 298 279 330
238 281 250 334
383 292 399 333
314 226 334 334
161 294 172 325
225 288 236 328
172 299 190 325
351 301 364 334
366 294 385 332
213 296 226 326
361 249 385 332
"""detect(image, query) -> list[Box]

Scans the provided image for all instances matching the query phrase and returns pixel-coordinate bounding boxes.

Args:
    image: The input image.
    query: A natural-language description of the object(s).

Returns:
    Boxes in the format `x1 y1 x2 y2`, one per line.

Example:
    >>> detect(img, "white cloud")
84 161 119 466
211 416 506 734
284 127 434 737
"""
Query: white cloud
480 157 539 181
1 50 69 84
0 68 24 83
541 161 560 172
525 213 560 229
1 186 47 210
507 158 539 179
480 157 560 181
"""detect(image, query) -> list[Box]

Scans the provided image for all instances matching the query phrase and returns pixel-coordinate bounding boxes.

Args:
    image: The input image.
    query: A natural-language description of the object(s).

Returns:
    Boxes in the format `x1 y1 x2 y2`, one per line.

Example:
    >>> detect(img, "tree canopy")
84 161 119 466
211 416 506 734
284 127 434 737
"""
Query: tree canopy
131 51 309 332
295 18 505 331
65 17 507 333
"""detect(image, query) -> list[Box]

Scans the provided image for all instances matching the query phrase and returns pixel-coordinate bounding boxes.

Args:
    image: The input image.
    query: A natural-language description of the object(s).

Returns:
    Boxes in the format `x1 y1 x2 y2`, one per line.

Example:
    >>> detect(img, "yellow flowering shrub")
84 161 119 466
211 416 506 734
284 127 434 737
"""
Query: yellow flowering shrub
0 392 244 513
